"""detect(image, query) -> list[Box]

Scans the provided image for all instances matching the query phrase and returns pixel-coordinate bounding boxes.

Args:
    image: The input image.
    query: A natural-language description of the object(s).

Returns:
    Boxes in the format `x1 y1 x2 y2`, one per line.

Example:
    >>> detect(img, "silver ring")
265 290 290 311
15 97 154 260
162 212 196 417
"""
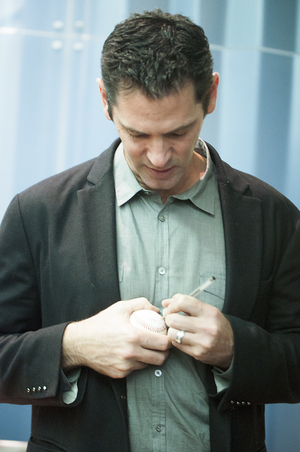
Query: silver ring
175 330 185 344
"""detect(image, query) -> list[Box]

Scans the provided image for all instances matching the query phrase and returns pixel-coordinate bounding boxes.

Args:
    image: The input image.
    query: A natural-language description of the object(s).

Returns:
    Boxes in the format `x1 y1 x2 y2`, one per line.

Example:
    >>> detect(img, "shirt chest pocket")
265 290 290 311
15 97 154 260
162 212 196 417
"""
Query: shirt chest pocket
196 272 226 312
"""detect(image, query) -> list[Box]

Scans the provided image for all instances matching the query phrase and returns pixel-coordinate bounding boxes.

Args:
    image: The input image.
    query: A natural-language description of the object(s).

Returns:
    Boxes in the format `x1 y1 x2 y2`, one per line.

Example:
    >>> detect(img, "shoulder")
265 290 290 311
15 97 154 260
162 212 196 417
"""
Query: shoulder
23 157 97 197
18 140 119 204
207 142 299 220
7 141 120 224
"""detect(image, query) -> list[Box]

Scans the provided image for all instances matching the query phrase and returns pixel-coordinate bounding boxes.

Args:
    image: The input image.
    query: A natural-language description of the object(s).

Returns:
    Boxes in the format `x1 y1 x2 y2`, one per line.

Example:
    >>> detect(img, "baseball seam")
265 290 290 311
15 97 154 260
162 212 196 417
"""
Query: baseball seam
135 317 166 333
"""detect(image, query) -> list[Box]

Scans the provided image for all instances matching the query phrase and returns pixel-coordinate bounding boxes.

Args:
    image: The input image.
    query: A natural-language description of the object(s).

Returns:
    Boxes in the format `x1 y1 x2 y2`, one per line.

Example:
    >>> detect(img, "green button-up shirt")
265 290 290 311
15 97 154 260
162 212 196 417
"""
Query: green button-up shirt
114 139 227 452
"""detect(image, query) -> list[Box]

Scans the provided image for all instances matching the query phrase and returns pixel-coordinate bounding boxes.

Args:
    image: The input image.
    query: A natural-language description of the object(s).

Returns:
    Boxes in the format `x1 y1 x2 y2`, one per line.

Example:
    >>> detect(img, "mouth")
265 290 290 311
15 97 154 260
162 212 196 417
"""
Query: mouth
146 166 175 177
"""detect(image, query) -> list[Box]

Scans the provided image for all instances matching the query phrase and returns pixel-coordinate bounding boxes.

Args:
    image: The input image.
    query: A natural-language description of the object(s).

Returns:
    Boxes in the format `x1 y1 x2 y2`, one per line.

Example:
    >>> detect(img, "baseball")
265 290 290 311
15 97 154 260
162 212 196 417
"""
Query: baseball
130 309 167 335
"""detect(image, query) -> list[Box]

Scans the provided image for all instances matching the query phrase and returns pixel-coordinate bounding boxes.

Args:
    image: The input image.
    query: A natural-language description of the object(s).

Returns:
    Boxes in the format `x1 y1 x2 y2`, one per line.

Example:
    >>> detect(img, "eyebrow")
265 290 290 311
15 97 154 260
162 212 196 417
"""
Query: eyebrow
120 119 197 136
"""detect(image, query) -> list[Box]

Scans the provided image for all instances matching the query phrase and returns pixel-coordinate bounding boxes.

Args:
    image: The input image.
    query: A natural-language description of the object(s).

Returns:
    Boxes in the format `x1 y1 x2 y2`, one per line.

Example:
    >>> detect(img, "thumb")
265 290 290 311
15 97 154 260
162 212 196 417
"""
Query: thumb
125 297 159 315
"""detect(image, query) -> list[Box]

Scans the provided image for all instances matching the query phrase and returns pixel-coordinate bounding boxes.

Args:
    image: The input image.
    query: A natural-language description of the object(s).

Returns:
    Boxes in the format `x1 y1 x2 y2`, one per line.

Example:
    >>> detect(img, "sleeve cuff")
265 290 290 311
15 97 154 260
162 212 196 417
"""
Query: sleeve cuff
212 358 234 393
62 368 81 405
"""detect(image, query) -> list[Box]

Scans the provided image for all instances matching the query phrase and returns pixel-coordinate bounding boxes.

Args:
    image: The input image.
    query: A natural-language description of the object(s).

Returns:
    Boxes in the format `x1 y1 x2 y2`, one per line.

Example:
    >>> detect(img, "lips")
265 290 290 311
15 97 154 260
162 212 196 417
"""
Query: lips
146 166 175 176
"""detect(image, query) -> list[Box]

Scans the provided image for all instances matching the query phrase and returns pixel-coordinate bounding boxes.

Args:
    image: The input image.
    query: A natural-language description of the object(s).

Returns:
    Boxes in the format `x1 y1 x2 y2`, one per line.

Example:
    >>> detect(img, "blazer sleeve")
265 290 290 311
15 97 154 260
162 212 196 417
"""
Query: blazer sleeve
219 201 300 410
0 195 73 406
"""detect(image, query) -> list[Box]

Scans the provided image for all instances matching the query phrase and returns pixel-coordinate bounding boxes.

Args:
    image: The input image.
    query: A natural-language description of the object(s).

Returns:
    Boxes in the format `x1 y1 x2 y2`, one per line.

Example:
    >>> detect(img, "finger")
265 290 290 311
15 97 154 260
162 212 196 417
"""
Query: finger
163 294 205 318
161 298 172 308
168 327 191 345
167 327 208 360
167 329 199 358
161 293 185 309
137 349 170 366
162 295 185 318
137 329 172 350
122 297 160 315
164 312 198 333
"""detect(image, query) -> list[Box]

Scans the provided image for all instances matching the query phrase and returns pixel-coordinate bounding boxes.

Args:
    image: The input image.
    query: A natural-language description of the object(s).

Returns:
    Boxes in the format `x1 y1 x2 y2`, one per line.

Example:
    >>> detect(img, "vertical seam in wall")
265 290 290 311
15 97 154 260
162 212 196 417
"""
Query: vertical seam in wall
55 0 75 174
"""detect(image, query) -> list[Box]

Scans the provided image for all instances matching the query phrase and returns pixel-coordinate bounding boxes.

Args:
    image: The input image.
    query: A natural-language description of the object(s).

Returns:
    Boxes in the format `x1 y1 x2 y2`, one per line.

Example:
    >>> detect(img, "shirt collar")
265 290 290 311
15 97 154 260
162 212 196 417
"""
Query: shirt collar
114 139 215 214
114 143 143 206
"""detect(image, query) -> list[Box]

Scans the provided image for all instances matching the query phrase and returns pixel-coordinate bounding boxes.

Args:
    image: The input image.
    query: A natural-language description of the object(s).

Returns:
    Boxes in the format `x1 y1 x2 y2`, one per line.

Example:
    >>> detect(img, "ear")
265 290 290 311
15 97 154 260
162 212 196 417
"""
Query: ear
206 72 219 115
96 78 112 121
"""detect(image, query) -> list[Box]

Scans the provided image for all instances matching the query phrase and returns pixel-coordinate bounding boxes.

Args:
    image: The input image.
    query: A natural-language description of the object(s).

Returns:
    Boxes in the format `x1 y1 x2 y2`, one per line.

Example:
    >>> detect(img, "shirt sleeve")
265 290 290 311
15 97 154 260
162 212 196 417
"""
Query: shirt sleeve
212 359 233 393
62 368 81 405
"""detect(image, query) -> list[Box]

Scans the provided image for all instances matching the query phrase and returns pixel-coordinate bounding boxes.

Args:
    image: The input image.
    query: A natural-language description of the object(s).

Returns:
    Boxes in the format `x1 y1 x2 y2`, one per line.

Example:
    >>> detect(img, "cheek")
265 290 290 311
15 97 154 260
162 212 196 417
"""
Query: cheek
176 140 196 163
124 144 145 167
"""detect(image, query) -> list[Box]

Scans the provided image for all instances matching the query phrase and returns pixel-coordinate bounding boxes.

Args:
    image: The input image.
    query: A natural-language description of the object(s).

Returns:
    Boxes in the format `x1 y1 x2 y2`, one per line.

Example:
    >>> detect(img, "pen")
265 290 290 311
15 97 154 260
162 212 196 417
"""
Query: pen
162 276 216 318
188 276 216 298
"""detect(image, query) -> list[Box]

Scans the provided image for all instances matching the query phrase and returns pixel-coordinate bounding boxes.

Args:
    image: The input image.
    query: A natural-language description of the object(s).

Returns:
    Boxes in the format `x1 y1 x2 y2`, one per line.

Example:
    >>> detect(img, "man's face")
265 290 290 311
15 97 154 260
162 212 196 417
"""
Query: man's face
99 78 218 201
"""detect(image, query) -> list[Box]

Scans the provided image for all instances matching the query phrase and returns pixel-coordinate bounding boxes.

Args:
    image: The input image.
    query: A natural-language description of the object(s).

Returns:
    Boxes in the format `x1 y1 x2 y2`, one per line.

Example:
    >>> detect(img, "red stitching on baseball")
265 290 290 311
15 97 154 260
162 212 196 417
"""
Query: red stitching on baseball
135 314 166 333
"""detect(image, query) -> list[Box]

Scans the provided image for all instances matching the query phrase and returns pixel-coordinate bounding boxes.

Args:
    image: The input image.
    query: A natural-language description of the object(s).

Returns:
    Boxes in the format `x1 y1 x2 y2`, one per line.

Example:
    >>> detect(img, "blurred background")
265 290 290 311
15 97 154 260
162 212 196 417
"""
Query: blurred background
0 0 299 450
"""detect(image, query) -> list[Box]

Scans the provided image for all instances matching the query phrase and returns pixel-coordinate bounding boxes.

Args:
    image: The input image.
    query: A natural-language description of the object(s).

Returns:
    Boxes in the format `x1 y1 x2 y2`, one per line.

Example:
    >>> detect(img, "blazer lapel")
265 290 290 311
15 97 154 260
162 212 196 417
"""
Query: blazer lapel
77 140 121 310
208 144 263 320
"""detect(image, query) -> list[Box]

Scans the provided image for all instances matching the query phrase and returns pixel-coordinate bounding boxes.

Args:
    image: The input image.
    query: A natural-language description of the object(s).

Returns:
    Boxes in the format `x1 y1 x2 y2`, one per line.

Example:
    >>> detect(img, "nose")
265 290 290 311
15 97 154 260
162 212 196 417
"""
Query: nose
146 138 171 168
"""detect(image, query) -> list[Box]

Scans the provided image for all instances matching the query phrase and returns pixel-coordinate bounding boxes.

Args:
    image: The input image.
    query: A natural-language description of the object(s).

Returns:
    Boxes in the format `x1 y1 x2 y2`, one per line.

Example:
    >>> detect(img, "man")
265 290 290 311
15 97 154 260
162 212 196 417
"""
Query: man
0 9 299 452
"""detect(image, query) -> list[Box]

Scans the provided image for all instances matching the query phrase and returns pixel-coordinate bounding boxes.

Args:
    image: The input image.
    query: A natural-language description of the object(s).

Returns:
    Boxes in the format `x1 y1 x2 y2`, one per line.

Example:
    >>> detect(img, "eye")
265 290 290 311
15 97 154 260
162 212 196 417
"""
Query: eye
169 130 188 138
128 132 146 139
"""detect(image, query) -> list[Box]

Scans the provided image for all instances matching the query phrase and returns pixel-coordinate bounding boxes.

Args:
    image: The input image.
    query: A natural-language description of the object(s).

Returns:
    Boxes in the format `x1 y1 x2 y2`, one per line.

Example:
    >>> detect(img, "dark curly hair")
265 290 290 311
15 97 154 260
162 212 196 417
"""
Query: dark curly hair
101 9 214 118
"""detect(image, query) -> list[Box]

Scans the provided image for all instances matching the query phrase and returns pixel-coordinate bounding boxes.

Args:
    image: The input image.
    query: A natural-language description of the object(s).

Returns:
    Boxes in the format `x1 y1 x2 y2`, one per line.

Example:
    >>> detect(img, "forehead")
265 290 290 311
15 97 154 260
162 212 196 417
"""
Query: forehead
115 80 197 105
112 83 203 133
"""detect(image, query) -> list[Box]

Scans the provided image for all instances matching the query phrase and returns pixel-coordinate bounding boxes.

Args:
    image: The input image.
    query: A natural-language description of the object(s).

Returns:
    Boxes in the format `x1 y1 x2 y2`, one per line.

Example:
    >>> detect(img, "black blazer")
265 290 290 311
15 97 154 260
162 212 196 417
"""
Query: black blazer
0 139 299 452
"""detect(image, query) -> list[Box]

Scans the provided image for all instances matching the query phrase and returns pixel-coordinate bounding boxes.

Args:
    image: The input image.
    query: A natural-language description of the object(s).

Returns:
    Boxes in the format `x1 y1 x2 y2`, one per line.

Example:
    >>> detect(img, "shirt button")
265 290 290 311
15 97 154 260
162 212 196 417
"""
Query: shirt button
156 424 162 432
158 214 165 222
158 267 166 275
154 369 162 377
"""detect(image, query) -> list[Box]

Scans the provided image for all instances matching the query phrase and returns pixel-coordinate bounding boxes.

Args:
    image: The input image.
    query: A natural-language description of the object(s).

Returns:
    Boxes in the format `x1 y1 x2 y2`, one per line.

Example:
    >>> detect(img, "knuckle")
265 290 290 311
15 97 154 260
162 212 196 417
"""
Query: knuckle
166 314 179 328
156 352 167 366
209 323 219 339
127 329 140 344
162 340 171 351
111 369 127 378
120 344 136 360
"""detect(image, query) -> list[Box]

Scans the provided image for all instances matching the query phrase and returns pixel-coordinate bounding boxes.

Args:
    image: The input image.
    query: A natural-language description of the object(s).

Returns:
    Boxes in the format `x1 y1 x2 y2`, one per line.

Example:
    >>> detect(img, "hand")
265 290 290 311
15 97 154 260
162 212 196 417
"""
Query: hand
62 298 171 379
162 294 234 369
